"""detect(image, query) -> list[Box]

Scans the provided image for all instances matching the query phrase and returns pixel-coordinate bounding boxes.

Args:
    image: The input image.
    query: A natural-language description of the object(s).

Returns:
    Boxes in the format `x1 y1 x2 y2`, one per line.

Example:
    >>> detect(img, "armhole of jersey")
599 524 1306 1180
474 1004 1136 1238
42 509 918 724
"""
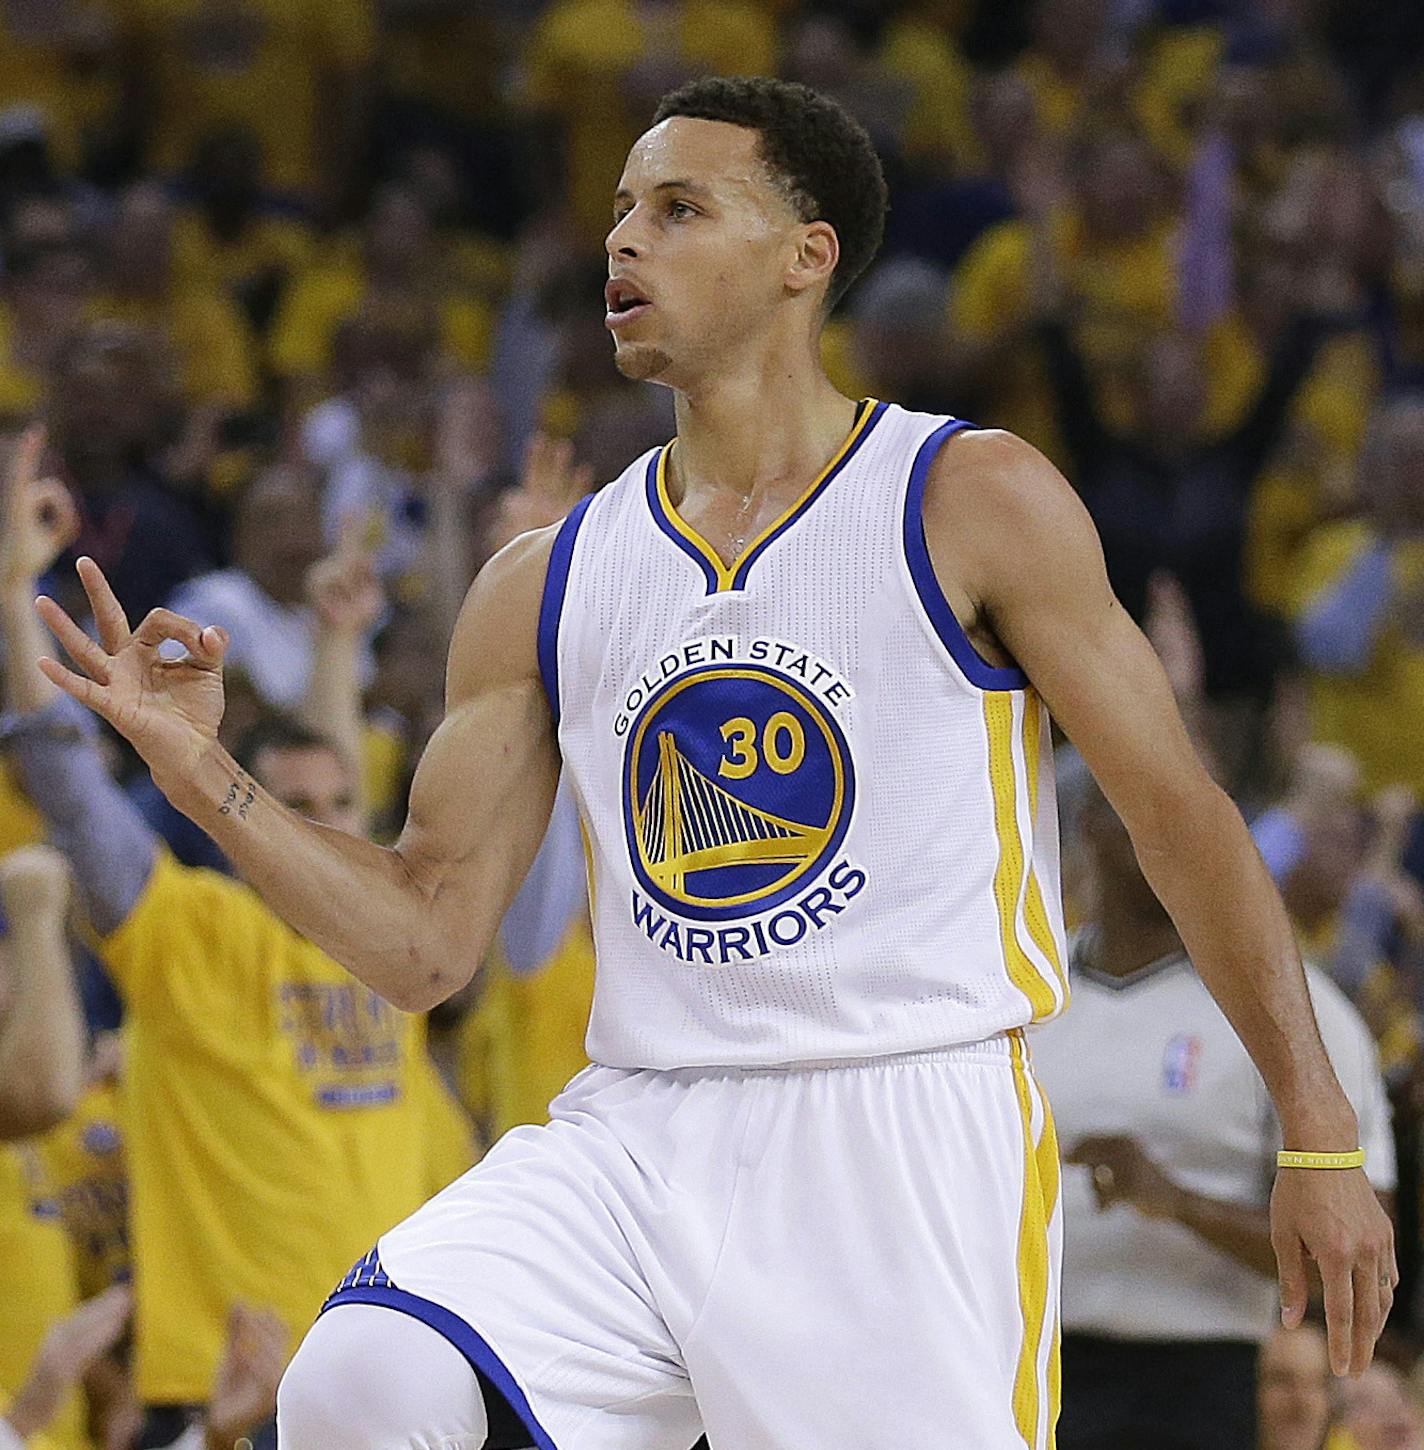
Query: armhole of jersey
902 419 1031 691
536 492 596 725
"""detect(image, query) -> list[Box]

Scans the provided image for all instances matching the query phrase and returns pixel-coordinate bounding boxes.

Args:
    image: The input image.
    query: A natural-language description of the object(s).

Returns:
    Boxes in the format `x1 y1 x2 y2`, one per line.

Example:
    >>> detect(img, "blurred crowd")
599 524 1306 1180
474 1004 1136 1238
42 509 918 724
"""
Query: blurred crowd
1 0 1424 1446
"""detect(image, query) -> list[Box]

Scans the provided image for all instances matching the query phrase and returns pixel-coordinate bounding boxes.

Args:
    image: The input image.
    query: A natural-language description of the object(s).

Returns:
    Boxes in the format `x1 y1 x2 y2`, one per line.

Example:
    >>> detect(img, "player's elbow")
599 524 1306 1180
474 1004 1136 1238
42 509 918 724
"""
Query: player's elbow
378 934 482 1015
1126 772 1238 862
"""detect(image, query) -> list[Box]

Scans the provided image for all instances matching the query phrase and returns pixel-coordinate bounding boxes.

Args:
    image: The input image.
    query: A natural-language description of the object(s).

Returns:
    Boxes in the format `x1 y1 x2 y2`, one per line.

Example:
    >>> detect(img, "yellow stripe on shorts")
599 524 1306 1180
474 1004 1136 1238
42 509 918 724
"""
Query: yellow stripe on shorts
1010 1031 1055 1449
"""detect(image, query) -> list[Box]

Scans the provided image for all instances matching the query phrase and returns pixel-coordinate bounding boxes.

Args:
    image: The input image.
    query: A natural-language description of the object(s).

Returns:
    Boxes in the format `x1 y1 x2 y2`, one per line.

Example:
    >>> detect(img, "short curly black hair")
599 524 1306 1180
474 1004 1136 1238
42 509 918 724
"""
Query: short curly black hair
651 76 887 311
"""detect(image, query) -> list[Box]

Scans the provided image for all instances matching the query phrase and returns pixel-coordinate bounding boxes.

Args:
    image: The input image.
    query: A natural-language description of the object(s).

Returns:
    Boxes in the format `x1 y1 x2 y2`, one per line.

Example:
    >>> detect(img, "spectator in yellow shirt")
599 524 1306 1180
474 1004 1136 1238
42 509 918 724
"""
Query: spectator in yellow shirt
0 205 93 425
522 0 777 242
132 0 375 210
1291 394 1424 797
171 127 315 338
0 430 472 1419
949 123 1179 461
269 183 492 416
91 181 257 413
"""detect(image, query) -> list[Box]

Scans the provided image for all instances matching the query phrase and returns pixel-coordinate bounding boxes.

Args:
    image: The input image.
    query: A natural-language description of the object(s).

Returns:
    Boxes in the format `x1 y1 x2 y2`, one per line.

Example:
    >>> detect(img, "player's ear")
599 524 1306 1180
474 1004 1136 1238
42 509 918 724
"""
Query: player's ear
785 220 839 301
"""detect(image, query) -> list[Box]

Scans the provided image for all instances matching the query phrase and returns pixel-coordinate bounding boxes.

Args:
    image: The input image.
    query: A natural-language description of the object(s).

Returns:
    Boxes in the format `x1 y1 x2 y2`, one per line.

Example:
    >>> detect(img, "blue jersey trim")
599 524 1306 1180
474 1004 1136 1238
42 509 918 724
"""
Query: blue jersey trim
903 420 1030 691
323 1284 560 1450
536 493 596 725
645 445 721 593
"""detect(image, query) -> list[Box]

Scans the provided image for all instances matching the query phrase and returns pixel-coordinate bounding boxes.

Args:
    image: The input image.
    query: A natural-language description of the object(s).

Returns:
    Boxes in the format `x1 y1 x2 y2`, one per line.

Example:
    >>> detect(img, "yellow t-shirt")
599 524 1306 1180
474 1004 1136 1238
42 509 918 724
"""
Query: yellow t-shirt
878 17 977 171
100 850 439 1403
0 759 46 856
0 1146 87 1450
0 1 135 173
171 208 316 309
31 1080 129 1299
90 289 257 409
459 917 596 1140
524 0 777 241
266 262 492 382
950 212 1178 462
134 0 375 194
1290 523 1424 796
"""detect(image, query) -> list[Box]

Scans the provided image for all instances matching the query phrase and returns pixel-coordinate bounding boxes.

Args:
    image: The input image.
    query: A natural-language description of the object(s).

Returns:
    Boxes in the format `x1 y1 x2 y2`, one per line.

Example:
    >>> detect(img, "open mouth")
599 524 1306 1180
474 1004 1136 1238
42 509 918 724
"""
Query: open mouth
605 277 652 328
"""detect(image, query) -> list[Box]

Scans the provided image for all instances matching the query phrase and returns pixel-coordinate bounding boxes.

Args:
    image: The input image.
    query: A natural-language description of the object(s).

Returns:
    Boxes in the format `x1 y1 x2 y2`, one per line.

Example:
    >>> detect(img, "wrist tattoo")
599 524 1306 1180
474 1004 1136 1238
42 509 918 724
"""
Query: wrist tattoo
217 772 257 822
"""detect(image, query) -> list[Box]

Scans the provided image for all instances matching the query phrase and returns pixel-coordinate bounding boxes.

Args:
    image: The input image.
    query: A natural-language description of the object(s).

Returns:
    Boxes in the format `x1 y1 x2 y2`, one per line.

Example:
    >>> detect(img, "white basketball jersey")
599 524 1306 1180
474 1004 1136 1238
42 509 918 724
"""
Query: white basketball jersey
539 399 1068 1069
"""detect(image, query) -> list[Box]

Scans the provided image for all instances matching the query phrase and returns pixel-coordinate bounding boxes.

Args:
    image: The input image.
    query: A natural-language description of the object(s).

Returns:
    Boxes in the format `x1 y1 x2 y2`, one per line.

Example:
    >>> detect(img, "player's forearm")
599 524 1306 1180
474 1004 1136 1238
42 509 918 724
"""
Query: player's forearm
0 915 84 1137
158 740 480 1010
1135 783 1358 1149
1167 1184 1277 1278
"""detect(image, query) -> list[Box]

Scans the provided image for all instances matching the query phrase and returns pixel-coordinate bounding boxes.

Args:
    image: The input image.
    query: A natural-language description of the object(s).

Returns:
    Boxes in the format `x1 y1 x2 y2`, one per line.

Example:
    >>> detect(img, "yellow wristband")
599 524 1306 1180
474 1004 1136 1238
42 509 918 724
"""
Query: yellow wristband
1276 1149 1365 1171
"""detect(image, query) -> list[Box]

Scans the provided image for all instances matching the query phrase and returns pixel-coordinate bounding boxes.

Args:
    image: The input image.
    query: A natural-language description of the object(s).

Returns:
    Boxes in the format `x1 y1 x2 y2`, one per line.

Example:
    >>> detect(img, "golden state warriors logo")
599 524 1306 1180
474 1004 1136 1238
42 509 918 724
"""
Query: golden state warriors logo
622 660 855 923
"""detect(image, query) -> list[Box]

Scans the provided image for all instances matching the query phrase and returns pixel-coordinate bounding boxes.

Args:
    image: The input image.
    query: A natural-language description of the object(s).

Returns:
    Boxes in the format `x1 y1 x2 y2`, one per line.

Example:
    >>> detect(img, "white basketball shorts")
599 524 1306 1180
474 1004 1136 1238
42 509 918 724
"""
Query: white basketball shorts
324 1031 1061 1450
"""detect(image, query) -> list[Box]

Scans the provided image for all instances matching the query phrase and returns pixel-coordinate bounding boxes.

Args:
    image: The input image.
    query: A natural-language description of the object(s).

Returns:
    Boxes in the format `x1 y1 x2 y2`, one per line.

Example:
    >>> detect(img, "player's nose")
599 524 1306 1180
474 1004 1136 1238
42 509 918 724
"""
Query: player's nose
606 209 644 260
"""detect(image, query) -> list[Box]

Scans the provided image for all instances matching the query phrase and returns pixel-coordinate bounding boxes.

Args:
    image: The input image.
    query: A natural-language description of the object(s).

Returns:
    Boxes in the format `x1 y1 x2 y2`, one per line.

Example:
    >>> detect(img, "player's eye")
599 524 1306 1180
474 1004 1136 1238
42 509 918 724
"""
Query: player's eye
668 200 697 220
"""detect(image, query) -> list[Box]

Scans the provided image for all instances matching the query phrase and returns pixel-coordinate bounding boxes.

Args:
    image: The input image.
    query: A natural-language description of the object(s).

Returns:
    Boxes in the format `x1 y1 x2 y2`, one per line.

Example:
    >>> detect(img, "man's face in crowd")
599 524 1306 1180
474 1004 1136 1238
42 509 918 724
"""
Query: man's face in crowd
1338 1364 1424 1450
254 746 362 837
1259 1325 1332 1450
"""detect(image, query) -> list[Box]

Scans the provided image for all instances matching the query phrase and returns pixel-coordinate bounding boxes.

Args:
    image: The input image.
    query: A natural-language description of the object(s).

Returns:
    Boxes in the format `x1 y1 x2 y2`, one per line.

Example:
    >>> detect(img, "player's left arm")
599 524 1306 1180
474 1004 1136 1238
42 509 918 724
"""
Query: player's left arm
925 428 1396 1377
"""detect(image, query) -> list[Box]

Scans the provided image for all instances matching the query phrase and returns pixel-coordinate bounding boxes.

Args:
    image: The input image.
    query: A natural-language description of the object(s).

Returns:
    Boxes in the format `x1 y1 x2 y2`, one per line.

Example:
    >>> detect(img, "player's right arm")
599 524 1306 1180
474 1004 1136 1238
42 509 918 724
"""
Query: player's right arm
37 526 563 1014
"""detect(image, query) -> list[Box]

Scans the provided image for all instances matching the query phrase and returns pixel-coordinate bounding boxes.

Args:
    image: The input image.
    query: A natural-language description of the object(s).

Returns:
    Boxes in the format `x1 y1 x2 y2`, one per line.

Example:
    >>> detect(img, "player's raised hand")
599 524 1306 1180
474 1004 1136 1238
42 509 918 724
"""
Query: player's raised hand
1272 1163 1396 1378
0 424 80 592
35 556 228 781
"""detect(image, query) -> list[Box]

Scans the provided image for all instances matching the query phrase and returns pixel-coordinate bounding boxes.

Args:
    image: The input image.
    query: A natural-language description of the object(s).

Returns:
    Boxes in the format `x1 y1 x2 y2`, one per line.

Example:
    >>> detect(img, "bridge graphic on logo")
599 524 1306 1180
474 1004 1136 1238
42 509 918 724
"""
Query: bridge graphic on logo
635 731 830 895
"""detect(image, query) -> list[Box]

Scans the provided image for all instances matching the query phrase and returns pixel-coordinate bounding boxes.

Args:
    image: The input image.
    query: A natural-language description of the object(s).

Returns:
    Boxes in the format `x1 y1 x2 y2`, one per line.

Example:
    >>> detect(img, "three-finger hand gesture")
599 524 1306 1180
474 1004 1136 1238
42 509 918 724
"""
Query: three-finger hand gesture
1 424 80 593
1272 1164 1396 1378
36 557 228 785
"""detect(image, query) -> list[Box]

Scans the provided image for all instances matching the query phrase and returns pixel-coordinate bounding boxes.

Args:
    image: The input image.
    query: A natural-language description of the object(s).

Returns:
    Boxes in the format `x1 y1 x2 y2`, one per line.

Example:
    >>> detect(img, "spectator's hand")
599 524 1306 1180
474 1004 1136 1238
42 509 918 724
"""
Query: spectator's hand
305 526 384 638
488 434 593 554
5 1285 132 1439
1 425 80 594
434 378 502 487
0 843 71 926
1066 1134 1183 1220
1272 1167 1396 1378
1144 571 1205 709
204 1304 290 1450
35 558 228 788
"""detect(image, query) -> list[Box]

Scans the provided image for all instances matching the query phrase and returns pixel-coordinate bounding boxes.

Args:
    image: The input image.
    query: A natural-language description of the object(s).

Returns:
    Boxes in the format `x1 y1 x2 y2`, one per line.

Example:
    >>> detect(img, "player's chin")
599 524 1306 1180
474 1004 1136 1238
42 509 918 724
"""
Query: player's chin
612 340 674 383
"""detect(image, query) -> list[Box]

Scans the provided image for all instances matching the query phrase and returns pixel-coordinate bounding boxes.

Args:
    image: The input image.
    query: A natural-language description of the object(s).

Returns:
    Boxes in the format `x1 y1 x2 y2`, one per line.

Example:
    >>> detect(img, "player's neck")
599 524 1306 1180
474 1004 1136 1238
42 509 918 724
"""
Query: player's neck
668 361 855 506
1091 891 1183 978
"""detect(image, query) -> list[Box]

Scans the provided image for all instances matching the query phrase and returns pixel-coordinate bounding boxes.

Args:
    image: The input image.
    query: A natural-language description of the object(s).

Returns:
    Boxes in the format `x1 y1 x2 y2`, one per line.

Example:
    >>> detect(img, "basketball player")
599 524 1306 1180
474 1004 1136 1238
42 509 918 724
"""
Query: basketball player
33 78 1393 1449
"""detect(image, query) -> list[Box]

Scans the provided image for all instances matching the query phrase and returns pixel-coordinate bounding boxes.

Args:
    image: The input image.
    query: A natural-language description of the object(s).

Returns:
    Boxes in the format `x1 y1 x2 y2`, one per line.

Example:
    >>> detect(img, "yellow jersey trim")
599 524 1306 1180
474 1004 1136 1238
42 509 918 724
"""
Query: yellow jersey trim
654 398 881 592
985 693 1059 1021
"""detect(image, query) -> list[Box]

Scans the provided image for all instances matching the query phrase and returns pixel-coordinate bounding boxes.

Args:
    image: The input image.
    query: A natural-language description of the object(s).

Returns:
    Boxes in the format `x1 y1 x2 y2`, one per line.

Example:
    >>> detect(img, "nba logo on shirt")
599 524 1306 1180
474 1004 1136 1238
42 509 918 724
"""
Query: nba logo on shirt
1162 1034 1202 1094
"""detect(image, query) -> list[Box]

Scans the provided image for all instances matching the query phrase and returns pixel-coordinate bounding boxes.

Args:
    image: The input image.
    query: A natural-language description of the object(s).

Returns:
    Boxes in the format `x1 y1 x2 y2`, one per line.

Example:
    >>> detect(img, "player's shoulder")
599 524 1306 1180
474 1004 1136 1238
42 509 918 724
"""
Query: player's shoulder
923 425 1096 575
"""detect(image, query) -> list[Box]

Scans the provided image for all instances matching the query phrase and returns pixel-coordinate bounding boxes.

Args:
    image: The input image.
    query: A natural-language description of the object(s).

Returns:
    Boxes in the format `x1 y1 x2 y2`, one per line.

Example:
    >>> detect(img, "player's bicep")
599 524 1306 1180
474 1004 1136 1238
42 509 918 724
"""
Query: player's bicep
394 529 562 951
